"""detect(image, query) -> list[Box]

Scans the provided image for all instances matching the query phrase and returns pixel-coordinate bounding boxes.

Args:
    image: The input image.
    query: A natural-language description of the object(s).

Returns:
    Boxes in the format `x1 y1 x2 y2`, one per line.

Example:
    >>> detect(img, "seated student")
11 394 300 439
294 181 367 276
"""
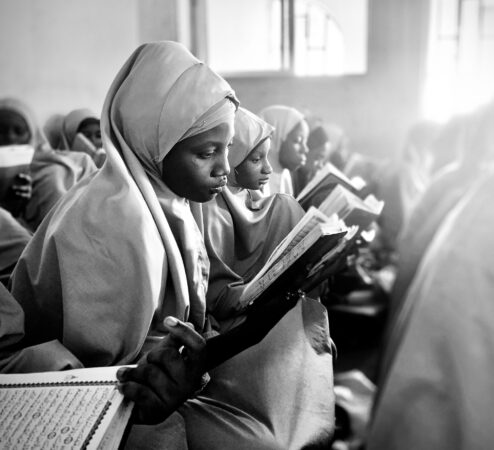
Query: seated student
292 124 331 196
378 100 494 382
10 40 237 369
181 107 334 449
59 108 106 167
368 161 494 450
201 107 307 325
0 98 97 230
258 105 309 195
373 120 440 261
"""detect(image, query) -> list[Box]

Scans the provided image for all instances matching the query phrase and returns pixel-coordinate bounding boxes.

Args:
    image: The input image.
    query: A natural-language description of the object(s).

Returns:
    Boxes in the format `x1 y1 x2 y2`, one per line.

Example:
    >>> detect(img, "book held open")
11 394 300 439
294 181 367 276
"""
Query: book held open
296 162 360 210
240 207 348 305
0 366 133 450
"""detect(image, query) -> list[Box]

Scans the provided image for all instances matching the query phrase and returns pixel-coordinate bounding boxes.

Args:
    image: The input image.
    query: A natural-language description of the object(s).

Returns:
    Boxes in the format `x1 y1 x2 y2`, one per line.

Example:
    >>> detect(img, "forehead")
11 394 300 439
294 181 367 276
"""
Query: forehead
288 120 309 137
0 109 29 129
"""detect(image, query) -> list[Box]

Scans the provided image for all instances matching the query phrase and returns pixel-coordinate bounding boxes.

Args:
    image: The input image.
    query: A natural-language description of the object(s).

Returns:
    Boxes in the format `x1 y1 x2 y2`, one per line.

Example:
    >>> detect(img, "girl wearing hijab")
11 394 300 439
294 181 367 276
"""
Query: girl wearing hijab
59 108 106 167
0 98 97 230
258 105 309 196
10 41 237 370
200 107 306 323
184 107 334 449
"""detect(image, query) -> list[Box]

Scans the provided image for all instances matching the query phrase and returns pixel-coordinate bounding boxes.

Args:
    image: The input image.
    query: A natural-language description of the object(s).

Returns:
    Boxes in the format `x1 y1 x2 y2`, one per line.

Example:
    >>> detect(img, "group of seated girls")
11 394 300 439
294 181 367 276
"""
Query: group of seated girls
0 41 336 450
4 39 492 450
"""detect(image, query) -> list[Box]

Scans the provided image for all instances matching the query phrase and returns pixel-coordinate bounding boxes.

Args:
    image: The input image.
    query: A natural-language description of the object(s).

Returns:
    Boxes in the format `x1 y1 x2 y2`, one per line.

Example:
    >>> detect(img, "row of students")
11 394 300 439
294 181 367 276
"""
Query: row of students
2 41 335 448
368 100 494 449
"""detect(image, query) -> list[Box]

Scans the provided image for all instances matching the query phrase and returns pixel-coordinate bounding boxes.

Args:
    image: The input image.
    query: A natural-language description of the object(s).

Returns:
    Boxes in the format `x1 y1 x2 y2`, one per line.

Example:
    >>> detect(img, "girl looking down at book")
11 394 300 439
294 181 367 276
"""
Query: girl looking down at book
258 104 309 195
200 107 306 324
10 41 237 370
0 98 97 230
186 107 335 449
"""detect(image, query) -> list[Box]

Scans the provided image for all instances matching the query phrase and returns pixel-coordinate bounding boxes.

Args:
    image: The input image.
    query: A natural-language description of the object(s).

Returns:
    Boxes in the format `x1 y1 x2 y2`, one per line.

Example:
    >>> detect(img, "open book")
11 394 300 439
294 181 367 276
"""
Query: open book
0 144 34 202
296 162 360 210
240 207 348 305
0 366 133 450
318 184 384 232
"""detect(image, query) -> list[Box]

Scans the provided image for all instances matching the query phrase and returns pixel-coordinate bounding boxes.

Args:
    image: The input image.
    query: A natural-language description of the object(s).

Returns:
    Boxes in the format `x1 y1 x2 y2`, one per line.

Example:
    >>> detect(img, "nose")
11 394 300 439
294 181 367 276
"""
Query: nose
301 141 309 155
262 160 273 175
212 151 230 178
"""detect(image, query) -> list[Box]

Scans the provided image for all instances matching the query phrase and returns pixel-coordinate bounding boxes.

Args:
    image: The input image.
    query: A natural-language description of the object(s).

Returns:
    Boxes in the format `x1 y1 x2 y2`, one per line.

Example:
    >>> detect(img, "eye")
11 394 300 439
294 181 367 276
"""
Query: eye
251 158 261 163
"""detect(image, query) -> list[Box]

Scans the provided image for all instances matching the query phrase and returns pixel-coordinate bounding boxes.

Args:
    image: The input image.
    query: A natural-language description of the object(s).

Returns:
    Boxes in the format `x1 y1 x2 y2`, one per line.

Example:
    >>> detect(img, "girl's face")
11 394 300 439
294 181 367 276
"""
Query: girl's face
78 119 102 149
162 122 234 202
235 138 273 190
0 110 31 146
279 120 309 171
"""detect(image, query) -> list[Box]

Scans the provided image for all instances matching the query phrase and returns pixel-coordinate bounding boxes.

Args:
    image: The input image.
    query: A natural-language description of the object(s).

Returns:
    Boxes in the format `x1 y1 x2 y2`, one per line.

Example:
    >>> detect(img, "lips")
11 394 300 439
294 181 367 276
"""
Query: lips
258 178 270 185
210 181 226 194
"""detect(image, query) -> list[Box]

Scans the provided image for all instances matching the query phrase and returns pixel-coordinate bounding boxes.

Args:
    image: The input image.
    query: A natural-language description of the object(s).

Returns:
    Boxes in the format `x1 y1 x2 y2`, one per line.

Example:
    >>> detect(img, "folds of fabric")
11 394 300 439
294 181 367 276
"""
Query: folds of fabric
180 298 334 450
202 187 304 323
24 149 97 230
0 283 82 373
10 41 236 368
0 207 31 279
368 169 494 450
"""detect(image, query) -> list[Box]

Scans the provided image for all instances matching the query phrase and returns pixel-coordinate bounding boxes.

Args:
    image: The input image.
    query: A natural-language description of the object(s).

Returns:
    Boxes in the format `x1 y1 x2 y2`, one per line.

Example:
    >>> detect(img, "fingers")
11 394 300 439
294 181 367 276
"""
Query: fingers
16 173 32 183
116 378 172 424
158 317 207 369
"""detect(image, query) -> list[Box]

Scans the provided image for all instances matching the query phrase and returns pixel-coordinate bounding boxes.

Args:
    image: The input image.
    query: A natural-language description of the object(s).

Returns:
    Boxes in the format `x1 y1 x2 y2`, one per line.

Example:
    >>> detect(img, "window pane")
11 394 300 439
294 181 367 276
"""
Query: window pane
293 0 368 76
206 0 283 73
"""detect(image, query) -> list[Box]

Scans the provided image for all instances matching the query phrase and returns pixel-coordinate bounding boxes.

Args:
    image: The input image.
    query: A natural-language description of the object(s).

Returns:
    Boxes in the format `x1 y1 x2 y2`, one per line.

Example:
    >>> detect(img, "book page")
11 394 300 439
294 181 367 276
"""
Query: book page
251 207 329 283
0 366 133 450
0 145 35 199
296 162 357 202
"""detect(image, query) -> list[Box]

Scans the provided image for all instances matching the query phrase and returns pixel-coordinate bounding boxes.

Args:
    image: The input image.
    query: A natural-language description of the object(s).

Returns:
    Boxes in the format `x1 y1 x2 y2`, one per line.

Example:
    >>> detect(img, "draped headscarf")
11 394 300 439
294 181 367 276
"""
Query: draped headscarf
11 41 238 367
0 98 97 230
61 108 100 148
198 108 303 325
227 107 273 187
258 105 305 195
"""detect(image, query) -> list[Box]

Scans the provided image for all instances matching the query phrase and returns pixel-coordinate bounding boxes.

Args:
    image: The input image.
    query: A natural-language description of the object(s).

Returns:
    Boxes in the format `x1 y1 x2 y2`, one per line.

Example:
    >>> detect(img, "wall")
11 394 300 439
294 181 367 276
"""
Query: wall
0 0 179 124
226 0 432 158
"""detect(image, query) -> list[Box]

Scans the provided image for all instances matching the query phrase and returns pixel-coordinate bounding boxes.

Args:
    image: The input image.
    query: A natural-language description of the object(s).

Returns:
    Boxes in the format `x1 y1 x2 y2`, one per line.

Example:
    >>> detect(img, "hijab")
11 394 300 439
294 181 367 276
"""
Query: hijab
227 107 273 187
11 41 238 367
258 105 305 195
200 108 304 325
61 108 100 148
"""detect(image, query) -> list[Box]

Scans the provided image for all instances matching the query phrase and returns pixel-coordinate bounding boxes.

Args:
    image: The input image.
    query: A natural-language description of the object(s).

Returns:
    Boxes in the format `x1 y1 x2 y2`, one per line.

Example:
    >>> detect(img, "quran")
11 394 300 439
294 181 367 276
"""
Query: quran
296 162 360 210
318 184 384 232
240 207 348 305
0 366 133 450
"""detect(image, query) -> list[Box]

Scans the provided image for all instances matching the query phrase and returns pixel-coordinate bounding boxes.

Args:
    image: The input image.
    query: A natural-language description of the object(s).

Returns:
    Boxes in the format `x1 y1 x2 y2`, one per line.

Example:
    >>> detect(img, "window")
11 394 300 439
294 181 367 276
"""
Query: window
196 0 368 76
423 0 494 120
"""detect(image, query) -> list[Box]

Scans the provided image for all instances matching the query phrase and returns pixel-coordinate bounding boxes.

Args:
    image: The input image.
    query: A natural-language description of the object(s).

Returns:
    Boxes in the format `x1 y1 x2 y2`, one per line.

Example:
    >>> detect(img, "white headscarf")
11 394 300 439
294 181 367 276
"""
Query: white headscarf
227 107 273 187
